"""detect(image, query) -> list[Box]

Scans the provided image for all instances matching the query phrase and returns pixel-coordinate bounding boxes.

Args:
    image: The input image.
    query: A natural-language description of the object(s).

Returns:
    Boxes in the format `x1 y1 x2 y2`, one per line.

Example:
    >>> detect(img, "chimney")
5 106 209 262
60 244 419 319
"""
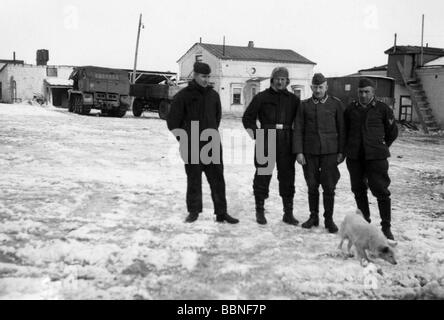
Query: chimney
13 51 16 62
223 36 226 56
199 37 202 43
248 41 254 48
36 49 49 66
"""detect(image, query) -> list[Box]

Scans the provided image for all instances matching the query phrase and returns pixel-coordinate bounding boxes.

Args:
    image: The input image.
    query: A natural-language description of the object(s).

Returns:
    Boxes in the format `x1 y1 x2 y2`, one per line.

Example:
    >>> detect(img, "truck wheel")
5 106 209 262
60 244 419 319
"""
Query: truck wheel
132 99 144 117
72 95 83 114
68 96 75 112
158 100 171 120
81 106 91 115
110 107 127 118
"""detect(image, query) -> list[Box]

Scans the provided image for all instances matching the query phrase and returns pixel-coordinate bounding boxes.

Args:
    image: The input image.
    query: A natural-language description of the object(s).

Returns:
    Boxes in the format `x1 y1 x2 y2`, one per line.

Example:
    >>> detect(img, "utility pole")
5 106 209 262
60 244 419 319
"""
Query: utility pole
420 14 425 67
132 13 143 84
393 33 397 53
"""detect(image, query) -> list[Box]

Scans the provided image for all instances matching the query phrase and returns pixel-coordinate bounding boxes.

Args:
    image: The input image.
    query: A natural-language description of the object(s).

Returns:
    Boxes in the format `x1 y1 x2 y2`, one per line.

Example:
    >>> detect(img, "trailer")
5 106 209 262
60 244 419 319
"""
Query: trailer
128 71 181 119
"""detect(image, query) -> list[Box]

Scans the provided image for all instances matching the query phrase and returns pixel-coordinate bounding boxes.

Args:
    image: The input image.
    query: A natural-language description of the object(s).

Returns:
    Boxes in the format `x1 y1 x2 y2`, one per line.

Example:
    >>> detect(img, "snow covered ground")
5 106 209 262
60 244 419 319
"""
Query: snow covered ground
0 103 443 300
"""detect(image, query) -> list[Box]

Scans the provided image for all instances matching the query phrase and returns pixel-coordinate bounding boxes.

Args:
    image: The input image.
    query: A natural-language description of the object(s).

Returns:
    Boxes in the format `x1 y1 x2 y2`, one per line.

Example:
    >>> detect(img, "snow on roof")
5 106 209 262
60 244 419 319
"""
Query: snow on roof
44 78 73 87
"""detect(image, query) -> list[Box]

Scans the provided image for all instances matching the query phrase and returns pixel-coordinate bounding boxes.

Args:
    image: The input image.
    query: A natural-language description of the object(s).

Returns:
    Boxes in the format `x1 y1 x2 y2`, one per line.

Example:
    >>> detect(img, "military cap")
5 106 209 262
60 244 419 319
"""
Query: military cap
312 73 327 85
271 67 289 79
358 77 375 88
193 62 211 75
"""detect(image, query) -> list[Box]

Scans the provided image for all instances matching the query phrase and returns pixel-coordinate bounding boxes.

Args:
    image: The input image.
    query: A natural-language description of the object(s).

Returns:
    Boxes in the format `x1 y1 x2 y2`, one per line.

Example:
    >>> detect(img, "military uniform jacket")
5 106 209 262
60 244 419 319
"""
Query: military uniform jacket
167 81 222 164
344 99 398 160
242 87 300 135
167 80 222 133
292 95 345 155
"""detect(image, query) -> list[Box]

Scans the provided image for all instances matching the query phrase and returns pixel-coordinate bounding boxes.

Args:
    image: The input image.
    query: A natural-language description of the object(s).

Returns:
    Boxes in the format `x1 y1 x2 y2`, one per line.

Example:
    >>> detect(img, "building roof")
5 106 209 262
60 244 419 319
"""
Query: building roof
384 45 444 56
178 43 316 65
327 75 395 81
358 64 388 72
123 69 177 84
0 59 24 64
424 56 444 66
44 78 73 87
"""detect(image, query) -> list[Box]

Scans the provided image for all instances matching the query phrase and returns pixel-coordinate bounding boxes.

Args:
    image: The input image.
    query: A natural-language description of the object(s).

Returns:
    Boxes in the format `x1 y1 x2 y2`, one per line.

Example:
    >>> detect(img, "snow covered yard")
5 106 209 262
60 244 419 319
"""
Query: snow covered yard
0 103 443 300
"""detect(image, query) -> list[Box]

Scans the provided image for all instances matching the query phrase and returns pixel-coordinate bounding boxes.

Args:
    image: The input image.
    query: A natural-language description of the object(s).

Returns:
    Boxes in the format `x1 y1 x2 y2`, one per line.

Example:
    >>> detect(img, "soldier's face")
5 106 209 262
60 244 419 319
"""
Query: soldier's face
311 82 328 99
194 73 210 88
272 77 288 90
358 86 375 105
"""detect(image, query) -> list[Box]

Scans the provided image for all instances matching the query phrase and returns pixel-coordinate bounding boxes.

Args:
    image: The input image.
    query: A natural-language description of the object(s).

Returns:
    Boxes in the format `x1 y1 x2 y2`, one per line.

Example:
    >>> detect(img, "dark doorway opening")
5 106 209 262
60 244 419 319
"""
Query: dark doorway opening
51 88 69 107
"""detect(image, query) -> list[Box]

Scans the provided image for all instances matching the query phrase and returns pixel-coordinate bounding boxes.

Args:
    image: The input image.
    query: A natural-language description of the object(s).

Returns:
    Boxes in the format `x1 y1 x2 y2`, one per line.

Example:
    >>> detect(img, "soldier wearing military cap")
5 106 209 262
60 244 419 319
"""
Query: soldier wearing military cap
293 73 345 233
344 77 398 240
242 66 300 225
167 61 239 224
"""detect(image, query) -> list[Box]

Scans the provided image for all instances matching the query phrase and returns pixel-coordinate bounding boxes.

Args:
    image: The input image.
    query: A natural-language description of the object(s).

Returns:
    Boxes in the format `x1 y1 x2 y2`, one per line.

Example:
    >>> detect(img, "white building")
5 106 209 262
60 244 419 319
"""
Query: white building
177 42 316 114
0 51 74 107
358 45 444 130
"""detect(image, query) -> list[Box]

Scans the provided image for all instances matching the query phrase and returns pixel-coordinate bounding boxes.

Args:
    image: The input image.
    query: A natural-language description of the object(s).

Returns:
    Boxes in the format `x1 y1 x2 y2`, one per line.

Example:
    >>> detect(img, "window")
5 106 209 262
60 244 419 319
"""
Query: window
399 96 412 122
46 67 58 77
232 88 242 104
231 84 244 105
195 54 203 62
291 85 304 99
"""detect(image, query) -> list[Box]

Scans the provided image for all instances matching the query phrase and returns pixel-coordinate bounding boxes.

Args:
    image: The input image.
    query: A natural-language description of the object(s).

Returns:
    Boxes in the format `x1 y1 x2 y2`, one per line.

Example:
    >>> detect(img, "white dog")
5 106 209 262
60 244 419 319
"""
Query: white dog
338 210 397 265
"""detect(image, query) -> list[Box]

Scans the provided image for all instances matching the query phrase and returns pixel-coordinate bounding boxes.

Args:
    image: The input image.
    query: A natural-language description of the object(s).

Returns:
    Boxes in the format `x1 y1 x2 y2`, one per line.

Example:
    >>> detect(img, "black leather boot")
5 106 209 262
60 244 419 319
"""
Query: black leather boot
302 193 319 228
282 197 299 226
255 197 266 225
356 194 371 223
185 211 199 223
301 213 319 229
216 213 239 224
379 198 394 240
323 195 338 233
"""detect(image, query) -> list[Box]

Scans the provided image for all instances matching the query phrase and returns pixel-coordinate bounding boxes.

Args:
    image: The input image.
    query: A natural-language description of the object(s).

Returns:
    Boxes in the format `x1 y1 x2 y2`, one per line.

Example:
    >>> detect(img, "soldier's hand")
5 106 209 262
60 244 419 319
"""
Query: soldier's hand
296 153 306 166
337 153 345 164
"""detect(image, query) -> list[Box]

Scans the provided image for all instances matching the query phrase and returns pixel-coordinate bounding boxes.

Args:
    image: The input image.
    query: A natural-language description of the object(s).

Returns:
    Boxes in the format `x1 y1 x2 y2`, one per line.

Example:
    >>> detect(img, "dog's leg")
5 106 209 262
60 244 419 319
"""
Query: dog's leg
365 249 376 263
355 247 367 262
338 237 344 250
347 240 354 257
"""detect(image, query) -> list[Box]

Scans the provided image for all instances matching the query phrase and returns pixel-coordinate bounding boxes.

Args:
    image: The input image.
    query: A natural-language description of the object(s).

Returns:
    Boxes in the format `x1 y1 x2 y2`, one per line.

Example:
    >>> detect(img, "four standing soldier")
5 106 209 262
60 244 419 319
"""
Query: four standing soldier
167 62 397 240
293 73 345 233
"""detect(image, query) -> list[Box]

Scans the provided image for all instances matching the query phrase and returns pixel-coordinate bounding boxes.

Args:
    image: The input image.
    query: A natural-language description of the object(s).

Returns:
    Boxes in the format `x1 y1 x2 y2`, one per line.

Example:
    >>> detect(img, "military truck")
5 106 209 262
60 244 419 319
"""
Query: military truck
68 66 130 117
129 73 181 119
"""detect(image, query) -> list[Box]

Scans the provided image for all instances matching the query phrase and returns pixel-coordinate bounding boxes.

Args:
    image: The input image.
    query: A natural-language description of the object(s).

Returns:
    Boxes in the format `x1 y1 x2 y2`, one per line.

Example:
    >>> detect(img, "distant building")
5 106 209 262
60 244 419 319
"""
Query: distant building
177 41 316 113
358 64 388 77
356 45 444 131
327 75 395 108
0 50 74 107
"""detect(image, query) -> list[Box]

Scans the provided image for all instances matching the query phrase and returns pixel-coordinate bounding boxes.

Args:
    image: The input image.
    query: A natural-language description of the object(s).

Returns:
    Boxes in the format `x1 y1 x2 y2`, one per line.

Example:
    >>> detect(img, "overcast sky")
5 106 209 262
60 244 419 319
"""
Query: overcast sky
1 0 444 77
